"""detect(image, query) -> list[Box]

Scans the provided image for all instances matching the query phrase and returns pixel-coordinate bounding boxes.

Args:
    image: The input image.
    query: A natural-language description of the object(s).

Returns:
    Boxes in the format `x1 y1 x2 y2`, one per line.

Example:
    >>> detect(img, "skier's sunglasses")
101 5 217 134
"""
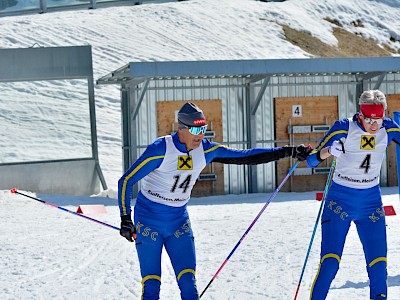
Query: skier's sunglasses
362 116 383 126
183 124 208 135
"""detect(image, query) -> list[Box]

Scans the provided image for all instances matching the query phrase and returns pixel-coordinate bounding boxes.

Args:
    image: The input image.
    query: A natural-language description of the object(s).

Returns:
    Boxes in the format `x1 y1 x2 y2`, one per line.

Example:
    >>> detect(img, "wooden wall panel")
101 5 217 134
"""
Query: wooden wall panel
275 96 338 192
157 100 224 197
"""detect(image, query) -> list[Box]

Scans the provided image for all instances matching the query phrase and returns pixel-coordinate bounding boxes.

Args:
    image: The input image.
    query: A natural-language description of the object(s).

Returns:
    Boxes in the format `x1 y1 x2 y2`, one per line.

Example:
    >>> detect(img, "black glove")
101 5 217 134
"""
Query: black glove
294 145 313 161
120 214 136 242
283 145 312 161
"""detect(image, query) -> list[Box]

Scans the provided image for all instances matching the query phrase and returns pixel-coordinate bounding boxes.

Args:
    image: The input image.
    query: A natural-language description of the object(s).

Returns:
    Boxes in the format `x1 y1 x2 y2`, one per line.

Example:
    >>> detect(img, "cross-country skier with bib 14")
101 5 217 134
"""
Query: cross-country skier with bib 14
306 90 400 300
118 102 312 300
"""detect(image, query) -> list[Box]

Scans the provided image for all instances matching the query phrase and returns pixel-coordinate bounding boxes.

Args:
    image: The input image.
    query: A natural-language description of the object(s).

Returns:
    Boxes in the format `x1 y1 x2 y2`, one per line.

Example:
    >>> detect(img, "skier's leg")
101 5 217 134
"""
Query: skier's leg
310 201 351 300
356 210 387 300
134 214 164 300
165 217 198 300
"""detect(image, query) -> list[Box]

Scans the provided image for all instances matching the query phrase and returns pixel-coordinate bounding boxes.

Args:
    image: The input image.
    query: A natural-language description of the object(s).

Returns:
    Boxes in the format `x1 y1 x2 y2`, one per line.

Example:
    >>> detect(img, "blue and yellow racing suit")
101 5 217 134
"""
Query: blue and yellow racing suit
306 113 400 300
119 132 291 299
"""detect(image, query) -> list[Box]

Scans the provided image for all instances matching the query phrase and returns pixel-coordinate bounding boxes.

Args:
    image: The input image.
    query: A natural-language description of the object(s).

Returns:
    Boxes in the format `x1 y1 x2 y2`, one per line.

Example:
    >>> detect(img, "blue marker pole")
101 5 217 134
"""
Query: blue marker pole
393 112 400 196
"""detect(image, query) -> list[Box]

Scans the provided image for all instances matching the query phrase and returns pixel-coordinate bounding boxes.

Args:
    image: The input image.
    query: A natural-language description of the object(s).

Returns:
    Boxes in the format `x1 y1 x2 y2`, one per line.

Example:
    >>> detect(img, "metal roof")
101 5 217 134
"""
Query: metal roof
97 56 400 84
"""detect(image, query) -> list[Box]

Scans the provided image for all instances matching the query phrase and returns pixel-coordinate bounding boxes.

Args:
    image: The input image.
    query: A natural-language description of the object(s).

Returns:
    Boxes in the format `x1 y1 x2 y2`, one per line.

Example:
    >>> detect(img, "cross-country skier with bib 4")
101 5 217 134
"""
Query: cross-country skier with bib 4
306 90 400 300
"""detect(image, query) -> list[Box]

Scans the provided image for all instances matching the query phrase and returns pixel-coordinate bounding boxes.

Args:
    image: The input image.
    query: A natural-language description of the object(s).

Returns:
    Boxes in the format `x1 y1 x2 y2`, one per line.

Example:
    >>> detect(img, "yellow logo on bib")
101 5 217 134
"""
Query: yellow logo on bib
360 135 375 150
178 155 193 170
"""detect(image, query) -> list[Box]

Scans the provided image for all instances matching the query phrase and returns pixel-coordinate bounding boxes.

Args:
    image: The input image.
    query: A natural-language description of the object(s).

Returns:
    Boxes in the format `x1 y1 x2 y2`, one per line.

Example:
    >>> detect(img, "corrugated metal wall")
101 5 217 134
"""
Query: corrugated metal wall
130 74 400 194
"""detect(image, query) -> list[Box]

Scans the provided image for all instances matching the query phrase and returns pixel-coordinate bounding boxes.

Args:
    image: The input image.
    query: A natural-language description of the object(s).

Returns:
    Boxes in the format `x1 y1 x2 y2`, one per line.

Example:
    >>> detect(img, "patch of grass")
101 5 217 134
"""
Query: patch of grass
324 18 342 27
334 27 390 57
282 23 392 58
282 24 341 57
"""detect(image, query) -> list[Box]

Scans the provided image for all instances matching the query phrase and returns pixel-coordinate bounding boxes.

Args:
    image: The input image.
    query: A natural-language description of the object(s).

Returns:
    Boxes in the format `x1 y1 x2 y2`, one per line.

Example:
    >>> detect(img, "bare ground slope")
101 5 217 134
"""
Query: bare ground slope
282 19 396 57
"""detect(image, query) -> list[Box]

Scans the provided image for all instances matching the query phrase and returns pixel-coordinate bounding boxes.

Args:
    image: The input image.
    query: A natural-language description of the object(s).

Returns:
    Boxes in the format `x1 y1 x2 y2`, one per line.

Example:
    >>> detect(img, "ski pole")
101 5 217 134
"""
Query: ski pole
293 159 336 300
199 161 300 298
10 187 121 232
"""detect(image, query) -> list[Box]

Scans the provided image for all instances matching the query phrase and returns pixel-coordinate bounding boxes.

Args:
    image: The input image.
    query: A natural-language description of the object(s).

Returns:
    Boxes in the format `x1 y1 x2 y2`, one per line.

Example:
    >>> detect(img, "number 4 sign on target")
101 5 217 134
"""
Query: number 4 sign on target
292 105 302 117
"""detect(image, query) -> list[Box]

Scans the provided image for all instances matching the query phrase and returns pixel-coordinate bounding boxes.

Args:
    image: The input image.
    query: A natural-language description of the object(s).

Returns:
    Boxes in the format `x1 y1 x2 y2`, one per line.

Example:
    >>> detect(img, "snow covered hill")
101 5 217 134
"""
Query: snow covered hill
1 0 400 189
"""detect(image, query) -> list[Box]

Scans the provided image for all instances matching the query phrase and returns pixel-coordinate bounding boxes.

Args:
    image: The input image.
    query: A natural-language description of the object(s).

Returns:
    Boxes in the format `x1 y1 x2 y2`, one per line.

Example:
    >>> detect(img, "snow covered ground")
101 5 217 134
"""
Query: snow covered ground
1 0 400 299
2 187 400 299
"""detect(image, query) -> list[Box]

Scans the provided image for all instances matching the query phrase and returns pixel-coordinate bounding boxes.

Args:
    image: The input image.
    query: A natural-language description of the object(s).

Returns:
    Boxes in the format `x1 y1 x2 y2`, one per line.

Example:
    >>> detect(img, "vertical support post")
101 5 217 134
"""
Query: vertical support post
121 82 131 173
393 112 400 196
246 82 258 193
355 80 364 110
288 119 293 191
40 0 47 13
122 80 144 198
128 81 144 171
88 74 108 190
245 78 270 193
